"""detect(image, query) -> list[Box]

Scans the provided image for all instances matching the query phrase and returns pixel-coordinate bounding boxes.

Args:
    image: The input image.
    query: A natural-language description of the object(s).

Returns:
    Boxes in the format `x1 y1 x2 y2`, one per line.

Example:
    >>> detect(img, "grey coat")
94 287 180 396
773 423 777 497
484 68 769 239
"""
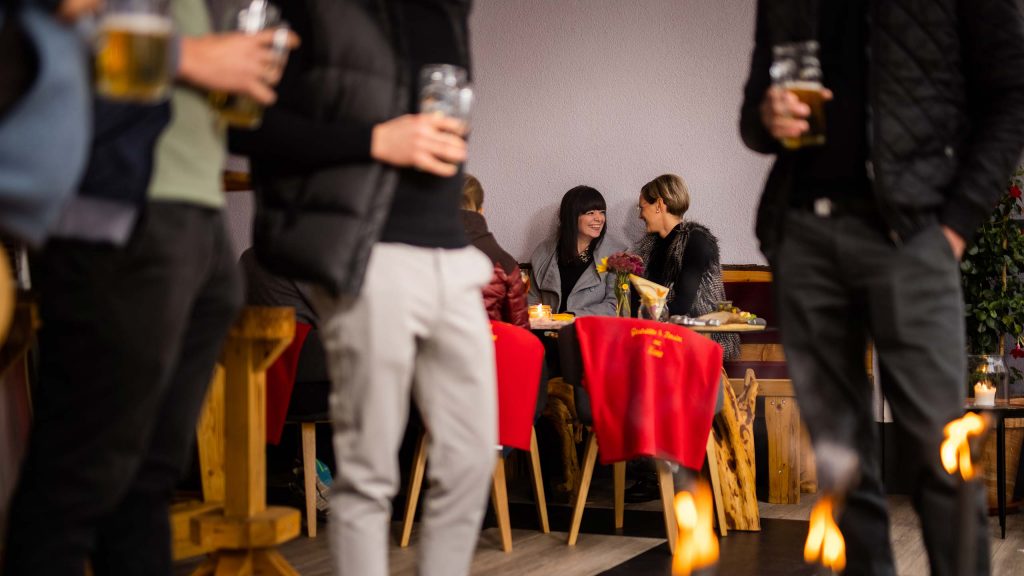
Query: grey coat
528 237 620 317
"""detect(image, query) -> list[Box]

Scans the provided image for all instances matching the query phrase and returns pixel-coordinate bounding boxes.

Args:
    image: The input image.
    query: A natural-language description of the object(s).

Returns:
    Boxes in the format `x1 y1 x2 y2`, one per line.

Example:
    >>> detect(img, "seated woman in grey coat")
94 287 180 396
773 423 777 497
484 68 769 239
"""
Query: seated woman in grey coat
528 185 618 317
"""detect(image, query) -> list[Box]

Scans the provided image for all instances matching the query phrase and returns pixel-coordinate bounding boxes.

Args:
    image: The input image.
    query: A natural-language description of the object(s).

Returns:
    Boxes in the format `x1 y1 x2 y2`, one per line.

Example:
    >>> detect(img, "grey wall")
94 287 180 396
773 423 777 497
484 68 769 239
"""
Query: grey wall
226 0 773 264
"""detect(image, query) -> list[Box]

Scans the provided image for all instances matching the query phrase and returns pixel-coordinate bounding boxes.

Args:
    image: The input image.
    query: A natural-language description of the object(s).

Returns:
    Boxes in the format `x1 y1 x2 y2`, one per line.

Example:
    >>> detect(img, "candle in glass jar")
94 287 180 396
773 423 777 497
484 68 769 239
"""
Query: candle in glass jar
973 381 996 407
529 304 551 320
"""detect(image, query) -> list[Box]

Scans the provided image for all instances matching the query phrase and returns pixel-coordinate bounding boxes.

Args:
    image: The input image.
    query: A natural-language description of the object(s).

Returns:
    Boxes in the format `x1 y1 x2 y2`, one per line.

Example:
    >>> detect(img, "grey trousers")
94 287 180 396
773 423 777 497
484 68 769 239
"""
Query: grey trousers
314 243 497 576
774 210 989 576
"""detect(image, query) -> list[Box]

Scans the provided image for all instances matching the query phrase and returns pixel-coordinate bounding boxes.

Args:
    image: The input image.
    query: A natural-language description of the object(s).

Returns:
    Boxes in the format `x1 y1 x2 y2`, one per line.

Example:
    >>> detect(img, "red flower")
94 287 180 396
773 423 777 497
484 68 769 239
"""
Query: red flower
1010 184 1022 199
1012 345 1024 359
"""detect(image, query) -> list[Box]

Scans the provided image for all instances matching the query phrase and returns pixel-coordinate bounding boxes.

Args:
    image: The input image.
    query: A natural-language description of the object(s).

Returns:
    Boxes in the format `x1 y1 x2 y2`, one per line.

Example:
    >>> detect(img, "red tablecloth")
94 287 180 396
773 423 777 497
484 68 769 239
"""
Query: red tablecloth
492 320 543 451
574 317 721 469
265 321 312 445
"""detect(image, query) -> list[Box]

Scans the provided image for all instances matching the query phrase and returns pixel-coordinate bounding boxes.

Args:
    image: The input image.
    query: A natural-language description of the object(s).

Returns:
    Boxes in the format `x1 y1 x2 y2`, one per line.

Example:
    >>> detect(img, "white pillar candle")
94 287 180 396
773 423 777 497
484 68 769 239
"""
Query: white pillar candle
974 382 996 407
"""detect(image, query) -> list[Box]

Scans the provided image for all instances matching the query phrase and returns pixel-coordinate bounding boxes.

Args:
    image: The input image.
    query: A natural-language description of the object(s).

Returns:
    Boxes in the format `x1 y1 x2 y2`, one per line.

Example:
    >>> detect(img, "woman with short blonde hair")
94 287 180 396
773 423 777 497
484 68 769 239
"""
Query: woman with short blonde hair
639 173 690 217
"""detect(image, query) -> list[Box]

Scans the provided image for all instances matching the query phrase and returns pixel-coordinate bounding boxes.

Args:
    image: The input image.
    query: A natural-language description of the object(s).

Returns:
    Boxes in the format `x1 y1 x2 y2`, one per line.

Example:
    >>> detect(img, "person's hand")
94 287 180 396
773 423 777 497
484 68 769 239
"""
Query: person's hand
760 86 833 142
371 114 468 177
178 29 299 105
941 226 965 261
56 0 102 22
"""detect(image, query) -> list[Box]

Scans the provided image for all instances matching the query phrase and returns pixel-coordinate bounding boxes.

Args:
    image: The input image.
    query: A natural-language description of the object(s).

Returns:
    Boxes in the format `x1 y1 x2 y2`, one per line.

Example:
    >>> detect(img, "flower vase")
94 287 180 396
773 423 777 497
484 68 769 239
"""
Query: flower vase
615 274 631 318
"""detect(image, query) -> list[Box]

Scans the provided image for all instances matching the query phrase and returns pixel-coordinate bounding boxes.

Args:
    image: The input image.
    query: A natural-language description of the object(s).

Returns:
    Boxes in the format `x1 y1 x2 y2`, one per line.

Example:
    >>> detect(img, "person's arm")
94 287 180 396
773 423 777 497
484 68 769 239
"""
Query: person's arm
667 232 714 317
178 28 298 105
229 0 466 176
739 0 782 155
940 0 1024 249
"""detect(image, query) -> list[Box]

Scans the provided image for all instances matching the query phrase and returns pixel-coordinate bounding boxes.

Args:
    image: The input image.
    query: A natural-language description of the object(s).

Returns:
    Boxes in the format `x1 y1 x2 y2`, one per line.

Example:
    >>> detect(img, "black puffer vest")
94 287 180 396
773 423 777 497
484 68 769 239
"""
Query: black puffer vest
252 0 470 297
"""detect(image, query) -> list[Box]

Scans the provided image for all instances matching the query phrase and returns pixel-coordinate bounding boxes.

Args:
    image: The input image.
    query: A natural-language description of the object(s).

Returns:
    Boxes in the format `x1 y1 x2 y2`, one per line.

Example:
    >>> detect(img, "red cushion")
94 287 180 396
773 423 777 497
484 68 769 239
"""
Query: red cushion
492 321 544 451
574 317 722 470
265 321 312 445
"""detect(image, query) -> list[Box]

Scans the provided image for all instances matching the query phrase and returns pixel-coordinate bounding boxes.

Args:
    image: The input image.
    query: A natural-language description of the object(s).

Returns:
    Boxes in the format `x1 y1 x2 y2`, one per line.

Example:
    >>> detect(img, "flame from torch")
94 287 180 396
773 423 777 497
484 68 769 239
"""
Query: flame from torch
672 480 719 576
941 412 987 480
804 495 846 572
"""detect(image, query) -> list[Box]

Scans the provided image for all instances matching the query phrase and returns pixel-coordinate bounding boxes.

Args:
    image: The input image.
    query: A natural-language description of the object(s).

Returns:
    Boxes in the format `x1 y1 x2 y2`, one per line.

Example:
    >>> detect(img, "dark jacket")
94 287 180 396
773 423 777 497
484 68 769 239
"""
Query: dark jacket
245 0 471 296
740 0 1024 259
461 210 517 274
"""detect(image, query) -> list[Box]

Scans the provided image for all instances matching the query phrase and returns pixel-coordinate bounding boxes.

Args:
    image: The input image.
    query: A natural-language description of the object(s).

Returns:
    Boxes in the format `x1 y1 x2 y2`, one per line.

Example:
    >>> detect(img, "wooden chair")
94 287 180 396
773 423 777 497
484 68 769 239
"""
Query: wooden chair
560 318 728 553
400 321 549 552
267 322 330 538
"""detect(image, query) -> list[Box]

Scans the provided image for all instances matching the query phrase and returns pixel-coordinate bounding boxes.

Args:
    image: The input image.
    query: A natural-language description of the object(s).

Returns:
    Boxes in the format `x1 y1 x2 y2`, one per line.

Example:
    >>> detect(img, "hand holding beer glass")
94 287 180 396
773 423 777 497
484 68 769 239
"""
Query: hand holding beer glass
762 40 831 150
95 0 174 102
208 0 290 128
367 64 471 176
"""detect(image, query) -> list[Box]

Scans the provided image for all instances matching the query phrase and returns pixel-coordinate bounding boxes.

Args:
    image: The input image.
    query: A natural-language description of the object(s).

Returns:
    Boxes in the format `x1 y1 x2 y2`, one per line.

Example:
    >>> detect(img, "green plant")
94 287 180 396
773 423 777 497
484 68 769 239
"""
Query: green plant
960 165 1024 358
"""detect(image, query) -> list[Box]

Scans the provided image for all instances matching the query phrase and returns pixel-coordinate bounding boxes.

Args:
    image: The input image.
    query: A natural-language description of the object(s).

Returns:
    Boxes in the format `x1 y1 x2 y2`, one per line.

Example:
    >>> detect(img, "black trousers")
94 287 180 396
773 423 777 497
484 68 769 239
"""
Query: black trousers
774 210 989 576
3 203 242 576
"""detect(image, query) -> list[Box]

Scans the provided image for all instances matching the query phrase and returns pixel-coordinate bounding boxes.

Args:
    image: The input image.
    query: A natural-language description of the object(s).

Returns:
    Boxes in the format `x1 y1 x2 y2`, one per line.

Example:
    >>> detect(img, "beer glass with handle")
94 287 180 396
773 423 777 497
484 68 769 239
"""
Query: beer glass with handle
208 0 289 129
771 40 826 150
95 0 174 102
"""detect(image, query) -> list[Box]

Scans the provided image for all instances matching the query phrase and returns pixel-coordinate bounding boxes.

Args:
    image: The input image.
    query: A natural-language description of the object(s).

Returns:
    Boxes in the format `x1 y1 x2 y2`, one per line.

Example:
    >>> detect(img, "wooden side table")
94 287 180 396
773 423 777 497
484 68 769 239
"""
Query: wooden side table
964 402 1024 539
190 307 300 575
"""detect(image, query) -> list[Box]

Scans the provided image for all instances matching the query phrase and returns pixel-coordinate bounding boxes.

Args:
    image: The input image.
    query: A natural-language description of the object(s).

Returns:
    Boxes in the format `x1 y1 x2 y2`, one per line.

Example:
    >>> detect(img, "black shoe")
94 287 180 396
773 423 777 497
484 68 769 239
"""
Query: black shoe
624 476 661 503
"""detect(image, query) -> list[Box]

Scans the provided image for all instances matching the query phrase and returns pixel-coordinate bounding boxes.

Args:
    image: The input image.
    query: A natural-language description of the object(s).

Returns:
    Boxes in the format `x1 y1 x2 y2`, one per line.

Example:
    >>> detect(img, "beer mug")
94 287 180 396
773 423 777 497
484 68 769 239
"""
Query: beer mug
419 64 473 126
95 0 173 102
208 0 289 129
771 40 826 150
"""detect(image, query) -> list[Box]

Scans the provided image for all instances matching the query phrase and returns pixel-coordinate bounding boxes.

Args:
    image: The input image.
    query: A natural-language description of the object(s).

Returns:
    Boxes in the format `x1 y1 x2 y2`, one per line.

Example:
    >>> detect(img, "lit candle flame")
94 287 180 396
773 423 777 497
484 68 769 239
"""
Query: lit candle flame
672 481 719 576
804 495 846 572
941 412 987 480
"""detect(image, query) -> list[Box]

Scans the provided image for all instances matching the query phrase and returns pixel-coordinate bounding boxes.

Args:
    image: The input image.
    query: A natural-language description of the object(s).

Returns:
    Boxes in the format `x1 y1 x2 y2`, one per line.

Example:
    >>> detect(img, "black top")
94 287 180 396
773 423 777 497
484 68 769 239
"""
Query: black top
558 251 591 314
791 0 870 207
646 227 714 317
378 0 468 248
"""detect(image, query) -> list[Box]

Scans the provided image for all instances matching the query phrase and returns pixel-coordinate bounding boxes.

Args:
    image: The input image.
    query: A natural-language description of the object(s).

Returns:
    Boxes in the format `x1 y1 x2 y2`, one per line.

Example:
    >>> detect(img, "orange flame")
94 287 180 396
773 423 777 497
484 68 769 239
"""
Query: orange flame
804 495 846 572
941 413 987 480
672 481 719 576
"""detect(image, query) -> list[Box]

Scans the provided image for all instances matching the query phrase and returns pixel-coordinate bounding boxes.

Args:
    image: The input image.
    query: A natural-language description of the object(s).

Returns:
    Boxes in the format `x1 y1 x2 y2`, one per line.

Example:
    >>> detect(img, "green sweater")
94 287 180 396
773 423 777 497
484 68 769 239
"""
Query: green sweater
147 0 225 208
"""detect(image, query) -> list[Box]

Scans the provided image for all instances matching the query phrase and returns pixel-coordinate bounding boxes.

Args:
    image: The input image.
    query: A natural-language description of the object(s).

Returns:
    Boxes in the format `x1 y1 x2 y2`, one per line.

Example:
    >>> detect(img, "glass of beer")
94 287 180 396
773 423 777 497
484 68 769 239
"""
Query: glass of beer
208 0 289 129
771 40 826 150
419 64 474 126
95 0 173 103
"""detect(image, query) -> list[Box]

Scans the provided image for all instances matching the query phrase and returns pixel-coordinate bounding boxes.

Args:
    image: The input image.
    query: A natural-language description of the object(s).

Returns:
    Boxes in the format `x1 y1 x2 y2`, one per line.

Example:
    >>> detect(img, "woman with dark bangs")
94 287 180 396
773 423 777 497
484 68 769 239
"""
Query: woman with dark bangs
528 185 619 317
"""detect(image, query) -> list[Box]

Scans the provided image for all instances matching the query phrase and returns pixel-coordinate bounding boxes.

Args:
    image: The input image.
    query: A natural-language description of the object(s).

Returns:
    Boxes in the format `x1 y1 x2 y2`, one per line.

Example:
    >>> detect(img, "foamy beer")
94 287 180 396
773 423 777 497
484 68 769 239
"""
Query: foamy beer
772 41 827 150
95 13 172 102
208 1 287 129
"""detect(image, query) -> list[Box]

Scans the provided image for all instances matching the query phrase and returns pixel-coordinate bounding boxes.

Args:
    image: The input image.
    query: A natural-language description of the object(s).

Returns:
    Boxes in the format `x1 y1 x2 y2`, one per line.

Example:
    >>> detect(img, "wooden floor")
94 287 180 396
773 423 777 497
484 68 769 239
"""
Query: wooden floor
174 486 1024 576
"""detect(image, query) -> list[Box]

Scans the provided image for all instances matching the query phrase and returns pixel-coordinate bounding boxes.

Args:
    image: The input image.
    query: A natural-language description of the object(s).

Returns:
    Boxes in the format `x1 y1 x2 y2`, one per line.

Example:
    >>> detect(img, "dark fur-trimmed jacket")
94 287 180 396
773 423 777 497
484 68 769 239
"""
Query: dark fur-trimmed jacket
740 0 1024 260
636 222 739 360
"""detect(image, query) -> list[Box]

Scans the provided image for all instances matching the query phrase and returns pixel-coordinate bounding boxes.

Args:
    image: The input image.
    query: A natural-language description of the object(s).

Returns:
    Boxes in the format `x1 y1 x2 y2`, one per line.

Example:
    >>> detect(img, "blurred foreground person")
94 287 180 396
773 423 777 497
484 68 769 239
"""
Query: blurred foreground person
740 1 1024 574
3 1 295 572
232 1 496 575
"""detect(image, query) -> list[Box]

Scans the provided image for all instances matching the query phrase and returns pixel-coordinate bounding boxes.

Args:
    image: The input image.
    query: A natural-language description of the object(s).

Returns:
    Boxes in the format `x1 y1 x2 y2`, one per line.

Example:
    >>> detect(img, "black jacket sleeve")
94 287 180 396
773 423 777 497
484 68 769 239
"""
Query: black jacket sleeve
667 231 714 317
940 0 1024 242
228 0 375 171
739 0 784 156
